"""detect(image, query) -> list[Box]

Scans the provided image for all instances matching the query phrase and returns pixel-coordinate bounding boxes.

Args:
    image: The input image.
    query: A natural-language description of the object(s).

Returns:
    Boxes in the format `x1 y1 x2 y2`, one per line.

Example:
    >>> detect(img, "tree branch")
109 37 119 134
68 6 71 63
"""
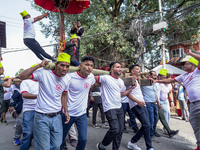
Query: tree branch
99 0 112 16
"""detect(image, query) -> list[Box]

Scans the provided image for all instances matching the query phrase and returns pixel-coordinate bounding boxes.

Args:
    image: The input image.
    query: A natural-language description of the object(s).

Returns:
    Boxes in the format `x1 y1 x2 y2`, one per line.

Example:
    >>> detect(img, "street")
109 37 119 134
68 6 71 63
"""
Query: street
0 112 196 150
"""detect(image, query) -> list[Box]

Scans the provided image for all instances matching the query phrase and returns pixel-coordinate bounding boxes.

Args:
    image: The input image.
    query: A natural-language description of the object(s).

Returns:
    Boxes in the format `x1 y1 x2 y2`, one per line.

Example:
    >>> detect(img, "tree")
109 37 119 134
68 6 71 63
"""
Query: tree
15 68 24 77
28 0 200 69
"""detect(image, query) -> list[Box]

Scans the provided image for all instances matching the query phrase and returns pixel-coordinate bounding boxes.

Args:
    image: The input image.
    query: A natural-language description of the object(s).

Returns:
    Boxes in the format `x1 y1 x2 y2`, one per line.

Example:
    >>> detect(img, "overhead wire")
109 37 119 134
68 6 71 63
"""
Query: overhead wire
1 44 57 55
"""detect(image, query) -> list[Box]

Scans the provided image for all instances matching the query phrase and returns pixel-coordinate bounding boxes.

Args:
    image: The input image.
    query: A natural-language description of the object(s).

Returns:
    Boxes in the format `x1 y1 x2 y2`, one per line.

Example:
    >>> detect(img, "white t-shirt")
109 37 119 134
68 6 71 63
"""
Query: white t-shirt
155 83 160 100
129 80 145 109
3 87 13 100
20 79 39 112
175 67 200 102
121 86 131 103
159 83 172 101
98 75 125 112
67 72 95 117
32 69 71 113
11 84 16 93
23 18 35 39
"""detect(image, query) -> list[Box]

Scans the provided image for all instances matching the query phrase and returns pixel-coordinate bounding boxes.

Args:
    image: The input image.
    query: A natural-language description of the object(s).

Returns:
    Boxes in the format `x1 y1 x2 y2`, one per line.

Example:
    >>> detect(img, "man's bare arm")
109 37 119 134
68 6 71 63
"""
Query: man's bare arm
22 92 37 99
127 93 145 107
186 49 200 68
2 78 15 87
34 13 49 22
18 60 48 80
156 78 176 84
61 92 70 124
121 81 137 97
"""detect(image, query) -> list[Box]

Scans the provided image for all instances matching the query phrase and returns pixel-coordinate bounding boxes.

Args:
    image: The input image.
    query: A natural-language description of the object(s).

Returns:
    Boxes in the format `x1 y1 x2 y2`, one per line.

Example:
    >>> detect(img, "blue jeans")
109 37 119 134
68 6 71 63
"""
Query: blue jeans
34 112 62 150
160 100 170 124
131 105 152 149
122 103 137 129
62 113 87 150
146 102 158 136
20 111 35 150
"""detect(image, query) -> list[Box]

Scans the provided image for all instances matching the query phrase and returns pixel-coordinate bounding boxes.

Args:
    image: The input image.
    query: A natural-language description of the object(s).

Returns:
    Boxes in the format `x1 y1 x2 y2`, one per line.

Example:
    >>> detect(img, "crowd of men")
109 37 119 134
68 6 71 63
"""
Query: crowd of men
0 11 199 150
0 49 199 150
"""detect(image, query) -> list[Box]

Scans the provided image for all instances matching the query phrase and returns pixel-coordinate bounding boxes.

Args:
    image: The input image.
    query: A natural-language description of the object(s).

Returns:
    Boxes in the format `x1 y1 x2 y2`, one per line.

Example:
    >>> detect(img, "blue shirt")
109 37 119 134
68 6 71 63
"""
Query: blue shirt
141 84 158 103
178 85 186 101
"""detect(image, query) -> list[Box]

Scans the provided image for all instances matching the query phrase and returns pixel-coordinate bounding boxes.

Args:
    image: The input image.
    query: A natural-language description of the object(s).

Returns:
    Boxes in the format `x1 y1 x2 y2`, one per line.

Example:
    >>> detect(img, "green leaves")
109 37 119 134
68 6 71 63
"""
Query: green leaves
15 68 24 77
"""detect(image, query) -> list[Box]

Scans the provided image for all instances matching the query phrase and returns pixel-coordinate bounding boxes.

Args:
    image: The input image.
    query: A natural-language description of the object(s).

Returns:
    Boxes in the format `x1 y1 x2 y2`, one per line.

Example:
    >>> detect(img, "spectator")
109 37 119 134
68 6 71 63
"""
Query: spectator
64 34 80 66
0 78 13 125
91 86 108 128
177 83 189 122
9 83 23 146
70 20 84 59
20 78 39 150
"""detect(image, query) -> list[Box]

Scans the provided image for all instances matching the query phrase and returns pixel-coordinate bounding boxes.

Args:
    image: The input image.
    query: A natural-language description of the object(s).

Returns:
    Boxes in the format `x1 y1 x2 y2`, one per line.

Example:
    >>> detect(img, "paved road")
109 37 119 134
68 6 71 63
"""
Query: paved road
0 113 196 150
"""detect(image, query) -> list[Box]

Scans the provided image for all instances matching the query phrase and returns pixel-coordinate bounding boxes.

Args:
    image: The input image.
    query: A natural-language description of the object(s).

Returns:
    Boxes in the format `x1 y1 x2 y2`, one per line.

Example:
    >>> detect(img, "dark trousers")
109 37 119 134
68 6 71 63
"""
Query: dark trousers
131 105 152 149
92 102 105 125
87 101 94 117
154 104 171 133
24 38 53 61
76 39 80 60
102 107 124 150
122 103 137 129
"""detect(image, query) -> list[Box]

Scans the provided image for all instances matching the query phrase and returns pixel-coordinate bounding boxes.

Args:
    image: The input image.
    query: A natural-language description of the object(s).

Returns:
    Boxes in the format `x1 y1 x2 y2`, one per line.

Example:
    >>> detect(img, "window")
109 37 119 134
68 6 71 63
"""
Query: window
171 48 184 58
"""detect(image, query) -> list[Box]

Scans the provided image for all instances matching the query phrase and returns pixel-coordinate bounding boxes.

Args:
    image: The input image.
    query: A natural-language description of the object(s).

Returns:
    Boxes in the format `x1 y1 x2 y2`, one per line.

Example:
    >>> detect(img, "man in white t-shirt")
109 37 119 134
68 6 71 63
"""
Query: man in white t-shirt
158 69 173 124
62 56 96 150
0 85 13 125
96 61 136 150
20 10 56 62
20 78 39 150
155 49 200 150
121 87 138 134
127 64 153 150
18 53 71 150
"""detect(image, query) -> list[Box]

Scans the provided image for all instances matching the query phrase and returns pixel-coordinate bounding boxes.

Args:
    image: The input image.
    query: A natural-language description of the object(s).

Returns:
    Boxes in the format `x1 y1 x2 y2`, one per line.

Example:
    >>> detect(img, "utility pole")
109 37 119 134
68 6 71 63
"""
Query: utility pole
138 10 144 72
158 0 166 69
132 0 145 71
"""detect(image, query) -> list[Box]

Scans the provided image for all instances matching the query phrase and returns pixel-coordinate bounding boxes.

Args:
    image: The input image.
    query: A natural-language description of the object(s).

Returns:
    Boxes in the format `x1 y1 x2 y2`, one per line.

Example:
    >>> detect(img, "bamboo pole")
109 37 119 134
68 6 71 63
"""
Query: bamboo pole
43 63 152 86
43 63 110 75
14 64 151 86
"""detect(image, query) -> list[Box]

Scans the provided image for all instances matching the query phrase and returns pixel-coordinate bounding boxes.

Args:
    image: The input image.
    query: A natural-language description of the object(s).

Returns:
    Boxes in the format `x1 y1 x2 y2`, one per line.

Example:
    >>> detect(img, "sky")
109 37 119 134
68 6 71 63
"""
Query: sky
0 0 55 77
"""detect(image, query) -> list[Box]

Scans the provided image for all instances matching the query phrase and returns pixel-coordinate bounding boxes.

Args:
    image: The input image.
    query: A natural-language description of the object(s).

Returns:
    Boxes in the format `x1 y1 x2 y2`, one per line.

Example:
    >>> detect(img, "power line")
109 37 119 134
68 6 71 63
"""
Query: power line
0 16 47 29
0 15 22 22
1 44 57 55
6 23 41 31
